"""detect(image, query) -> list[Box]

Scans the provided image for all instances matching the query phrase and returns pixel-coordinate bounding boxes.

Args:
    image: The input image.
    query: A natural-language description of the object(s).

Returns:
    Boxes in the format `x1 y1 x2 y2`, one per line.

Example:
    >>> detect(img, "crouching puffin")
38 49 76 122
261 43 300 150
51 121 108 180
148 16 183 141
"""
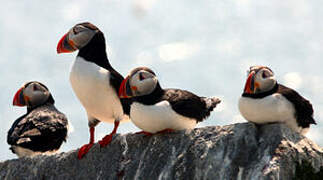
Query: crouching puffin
8 81 68 157
119 67 221 134
239 66 316 134
57 22 130 159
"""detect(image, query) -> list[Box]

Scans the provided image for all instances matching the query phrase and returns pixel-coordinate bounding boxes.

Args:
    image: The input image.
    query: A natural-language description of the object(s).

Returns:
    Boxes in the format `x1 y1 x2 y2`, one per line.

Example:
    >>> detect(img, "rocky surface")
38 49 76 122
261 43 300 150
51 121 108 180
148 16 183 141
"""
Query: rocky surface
0 123 322 180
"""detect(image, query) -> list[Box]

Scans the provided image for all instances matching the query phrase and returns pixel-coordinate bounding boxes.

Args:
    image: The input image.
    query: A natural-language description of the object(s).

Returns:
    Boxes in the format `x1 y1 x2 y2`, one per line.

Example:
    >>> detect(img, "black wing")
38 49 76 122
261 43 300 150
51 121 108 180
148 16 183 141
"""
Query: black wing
7 114 27 145
162 89 211 122
109 70 131 115
278 84 316 128
7 105 68 152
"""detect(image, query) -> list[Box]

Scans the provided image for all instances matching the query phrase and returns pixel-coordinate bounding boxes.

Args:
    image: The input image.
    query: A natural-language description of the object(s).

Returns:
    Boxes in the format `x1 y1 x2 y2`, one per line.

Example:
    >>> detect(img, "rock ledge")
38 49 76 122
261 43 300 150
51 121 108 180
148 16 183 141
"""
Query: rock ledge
0 123 322 180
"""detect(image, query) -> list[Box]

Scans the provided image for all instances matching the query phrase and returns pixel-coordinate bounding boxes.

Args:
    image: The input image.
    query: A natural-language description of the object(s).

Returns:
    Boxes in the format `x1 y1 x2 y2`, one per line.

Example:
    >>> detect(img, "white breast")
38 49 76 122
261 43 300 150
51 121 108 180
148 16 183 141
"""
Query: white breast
238 93 302 133
69 56 124 123
130 101 197 133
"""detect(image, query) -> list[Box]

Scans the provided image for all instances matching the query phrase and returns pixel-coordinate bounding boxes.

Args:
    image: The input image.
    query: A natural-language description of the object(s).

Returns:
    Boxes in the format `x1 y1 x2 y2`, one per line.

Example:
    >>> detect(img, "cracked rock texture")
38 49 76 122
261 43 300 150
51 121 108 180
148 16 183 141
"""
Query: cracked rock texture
0 123 322 180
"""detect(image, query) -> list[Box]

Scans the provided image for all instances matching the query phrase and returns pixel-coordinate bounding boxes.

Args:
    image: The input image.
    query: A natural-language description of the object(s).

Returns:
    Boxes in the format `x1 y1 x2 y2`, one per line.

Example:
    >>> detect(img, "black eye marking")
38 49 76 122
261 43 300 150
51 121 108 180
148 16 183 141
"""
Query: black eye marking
73 28 78 34
139 72 145 81
262 71 270 78
73 25 86 35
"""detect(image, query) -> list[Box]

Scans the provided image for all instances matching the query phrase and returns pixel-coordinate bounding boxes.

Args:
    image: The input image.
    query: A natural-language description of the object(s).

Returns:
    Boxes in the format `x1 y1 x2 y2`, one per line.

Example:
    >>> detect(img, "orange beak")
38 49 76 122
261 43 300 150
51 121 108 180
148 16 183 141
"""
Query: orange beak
244 71 256 94
57 33 77 54
119 76 134 98
13 87 26 106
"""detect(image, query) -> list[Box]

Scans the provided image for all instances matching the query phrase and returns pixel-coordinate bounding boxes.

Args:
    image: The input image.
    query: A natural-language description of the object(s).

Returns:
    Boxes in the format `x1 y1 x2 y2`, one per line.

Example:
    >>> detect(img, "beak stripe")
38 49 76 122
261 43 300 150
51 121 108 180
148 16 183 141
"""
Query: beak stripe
125 80 133 97
57 33 77 54
119 76 133 98
13 88 26 106
119 77 128 98
244 71 255 94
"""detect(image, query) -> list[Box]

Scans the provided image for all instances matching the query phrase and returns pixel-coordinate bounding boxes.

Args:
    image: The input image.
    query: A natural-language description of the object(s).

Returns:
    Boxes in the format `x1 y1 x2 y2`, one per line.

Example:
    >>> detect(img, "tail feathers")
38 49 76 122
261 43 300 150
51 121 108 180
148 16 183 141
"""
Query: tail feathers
203 97 221 111
309 117 317 125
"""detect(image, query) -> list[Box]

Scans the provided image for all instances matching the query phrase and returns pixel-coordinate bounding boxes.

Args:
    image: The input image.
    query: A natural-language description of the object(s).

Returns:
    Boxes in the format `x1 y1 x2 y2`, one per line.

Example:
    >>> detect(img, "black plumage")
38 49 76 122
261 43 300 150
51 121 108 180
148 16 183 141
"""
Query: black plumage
242 83 316 128
133 83 220 122
7 103 68 154
76 23 131 115
277 84 316 128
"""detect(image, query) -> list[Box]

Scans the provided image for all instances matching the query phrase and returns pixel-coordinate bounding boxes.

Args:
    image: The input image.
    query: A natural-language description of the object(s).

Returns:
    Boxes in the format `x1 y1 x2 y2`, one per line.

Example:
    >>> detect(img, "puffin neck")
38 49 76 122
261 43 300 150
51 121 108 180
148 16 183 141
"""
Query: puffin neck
242 83 279 99
77 32 112 70
27 102 53 113
26 95 55 113
134 82 164 105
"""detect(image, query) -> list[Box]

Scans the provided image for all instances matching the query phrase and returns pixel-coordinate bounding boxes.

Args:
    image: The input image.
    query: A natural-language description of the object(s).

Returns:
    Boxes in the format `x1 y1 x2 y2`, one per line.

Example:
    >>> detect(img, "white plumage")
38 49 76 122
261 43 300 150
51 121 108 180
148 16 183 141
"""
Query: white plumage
239 93 305 134
130 101 197 133
70 56 126 123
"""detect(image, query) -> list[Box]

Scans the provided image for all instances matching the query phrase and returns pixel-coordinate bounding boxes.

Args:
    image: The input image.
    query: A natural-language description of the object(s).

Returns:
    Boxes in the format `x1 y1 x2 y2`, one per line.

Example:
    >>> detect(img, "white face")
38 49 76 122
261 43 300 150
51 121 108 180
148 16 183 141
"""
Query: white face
252 67 276 93
68 24 98 49
129 70 158 96
23 82 50 107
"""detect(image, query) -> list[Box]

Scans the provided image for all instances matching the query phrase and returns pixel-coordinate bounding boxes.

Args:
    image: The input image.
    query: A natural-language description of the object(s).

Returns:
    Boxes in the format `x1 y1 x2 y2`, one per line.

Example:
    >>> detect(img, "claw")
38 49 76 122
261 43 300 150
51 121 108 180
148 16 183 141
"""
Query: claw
135 131 153 136
78 143 94 159
98 135 113 147
98 121 120 148
157 129 175 134
77 127 95 159
134 129 174 137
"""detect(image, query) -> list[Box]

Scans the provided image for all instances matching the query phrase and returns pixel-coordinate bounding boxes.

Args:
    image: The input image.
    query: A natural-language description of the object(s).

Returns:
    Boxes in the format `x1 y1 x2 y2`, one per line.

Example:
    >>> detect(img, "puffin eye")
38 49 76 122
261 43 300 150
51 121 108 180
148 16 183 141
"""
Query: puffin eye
262 71 270 78
139 72 145 81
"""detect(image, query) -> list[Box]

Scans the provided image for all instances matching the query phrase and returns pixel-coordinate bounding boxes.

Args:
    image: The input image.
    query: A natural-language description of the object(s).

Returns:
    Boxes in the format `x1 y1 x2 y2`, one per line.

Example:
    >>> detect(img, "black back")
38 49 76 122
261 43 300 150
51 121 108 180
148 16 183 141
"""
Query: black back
7 103 68 153
77 31 131 115
242 83 316 128
133 84 211 122
277 84 316 128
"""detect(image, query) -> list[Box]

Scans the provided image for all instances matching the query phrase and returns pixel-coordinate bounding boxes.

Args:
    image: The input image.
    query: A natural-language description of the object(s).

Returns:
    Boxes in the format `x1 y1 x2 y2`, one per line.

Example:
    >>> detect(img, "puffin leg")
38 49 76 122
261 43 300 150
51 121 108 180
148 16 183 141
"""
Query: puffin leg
134 129 174 136
135 131 153 136
78 127 95 159
98 120 120 147
157 128 175 134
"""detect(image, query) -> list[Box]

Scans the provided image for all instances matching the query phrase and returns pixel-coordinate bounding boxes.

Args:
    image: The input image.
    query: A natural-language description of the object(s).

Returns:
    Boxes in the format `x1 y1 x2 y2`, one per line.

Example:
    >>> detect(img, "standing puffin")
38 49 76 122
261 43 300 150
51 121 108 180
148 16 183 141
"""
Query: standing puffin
8 81 68 157
239 66 316 134
57 22 130 159
119 67 221 134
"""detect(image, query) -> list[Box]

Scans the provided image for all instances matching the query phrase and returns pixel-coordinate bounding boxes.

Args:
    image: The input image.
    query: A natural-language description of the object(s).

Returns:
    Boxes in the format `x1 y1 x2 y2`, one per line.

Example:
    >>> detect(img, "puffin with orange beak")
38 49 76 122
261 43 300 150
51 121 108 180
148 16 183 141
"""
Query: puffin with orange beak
239 66 316 134
119 67 221 134
8 81 68 157
57 22 130 159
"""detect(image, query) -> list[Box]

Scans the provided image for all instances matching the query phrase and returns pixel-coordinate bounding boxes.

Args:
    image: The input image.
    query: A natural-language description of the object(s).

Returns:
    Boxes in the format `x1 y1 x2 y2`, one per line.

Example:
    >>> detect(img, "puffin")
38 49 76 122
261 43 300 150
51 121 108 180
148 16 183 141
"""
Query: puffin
8 81 68 157
118 67 221 134
57 22 130 159
239 66 316 134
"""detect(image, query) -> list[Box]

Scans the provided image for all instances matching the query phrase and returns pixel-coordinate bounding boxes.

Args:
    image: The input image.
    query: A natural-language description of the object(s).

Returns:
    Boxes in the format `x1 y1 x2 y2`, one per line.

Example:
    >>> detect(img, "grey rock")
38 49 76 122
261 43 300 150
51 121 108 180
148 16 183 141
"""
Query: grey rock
0 123 322 180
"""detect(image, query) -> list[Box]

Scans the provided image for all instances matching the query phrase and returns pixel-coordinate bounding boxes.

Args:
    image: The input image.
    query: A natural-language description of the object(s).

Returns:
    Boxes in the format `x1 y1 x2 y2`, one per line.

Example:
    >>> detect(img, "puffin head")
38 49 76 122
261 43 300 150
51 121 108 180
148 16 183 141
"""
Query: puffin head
13 81 55 108
119 67 159 98
243 66 276 94
57 22 100 53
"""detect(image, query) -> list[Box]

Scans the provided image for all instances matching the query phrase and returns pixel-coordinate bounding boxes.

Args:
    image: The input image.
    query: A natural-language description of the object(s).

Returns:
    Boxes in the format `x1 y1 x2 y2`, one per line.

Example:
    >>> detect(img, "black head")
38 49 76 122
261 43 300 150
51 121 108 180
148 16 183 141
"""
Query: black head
119 67 160 98
13 81 55 109
243 66 277 94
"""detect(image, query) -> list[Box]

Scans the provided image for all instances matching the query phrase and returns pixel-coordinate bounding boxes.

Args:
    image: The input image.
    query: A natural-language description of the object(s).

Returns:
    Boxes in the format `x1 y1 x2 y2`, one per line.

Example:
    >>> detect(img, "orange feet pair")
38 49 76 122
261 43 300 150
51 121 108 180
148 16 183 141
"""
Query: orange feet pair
135 128 175 136
77 121 120 159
